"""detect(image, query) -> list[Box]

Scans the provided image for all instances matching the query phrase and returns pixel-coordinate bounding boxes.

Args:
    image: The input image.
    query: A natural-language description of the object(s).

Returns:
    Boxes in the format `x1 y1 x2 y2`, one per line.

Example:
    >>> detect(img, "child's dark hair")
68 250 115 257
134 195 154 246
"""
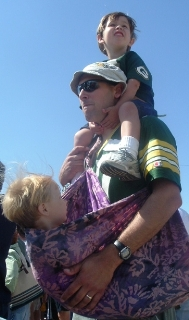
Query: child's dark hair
97 12 137 56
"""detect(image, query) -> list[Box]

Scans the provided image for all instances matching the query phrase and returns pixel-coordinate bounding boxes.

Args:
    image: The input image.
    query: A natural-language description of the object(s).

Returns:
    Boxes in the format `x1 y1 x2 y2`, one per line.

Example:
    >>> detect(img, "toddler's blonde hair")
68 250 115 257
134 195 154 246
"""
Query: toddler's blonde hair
2 174 53 229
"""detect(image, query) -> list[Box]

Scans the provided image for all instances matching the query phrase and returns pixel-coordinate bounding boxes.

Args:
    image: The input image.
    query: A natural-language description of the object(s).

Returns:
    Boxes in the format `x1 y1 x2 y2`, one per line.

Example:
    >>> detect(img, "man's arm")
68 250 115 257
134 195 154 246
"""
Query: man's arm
117 178 182 252
59 146 89 186
60 179 182 310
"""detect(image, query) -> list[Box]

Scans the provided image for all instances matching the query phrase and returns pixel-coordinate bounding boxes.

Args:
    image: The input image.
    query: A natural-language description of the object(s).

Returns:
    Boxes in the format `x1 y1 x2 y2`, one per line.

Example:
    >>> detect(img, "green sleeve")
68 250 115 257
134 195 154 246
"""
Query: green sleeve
139 116 181 191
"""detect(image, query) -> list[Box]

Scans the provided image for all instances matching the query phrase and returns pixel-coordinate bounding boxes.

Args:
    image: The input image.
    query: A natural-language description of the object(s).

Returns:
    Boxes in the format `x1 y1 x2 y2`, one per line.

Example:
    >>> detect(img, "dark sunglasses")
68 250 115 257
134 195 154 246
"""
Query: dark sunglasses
77 79 117 95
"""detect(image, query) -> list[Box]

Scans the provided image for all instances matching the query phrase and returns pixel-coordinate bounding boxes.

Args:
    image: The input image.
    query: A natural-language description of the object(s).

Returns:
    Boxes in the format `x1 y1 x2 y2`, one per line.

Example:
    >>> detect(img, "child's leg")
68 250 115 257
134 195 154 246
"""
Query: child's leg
100 102 141 181
74 128 94 147
119 102 140 160
72 128 94 184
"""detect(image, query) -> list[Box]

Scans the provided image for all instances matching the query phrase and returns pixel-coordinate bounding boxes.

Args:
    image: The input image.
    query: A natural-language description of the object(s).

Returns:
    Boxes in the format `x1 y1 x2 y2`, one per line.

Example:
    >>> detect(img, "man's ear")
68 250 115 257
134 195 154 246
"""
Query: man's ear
38 203 48 216
114 83 125 98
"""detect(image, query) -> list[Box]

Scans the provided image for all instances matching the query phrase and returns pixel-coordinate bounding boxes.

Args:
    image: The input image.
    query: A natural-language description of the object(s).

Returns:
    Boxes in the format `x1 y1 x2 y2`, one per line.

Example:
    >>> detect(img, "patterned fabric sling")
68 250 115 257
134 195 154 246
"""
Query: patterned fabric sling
26 169 189 319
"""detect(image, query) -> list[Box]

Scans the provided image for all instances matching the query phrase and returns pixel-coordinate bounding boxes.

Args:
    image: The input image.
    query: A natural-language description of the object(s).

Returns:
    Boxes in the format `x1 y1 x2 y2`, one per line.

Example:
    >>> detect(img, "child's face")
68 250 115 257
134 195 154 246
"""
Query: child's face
47 182 67 227
98 16 134 55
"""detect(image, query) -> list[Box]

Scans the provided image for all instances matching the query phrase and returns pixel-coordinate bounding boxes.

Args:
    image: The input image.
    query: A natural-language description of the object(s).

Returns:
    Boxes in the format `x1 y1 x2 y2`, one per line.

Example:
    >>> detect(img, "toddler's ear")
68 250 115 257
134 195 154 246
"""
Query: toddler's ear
38 203 48 216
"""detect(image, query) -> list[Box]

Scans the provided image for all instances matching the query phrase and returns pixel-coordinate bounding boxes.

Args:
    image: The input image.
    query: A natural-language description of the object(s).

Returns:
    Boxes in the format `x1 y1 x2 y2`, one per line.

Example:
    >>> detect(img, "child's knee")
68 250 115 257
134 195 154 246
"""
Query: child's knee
119 101 138 117
74 128 93 147
74 130 85 146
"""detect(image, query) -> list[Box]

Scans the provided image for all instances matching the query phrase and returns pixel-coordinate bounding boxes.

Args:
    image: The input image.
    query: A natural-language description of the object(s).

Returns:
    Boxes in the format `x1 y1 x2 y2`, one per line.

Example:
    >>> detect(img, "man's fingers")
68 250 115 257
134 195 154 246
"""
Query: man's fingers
85 292 104 311
100 119 108 126
102 107 112 113
66 288 91 308
61 263 82 302
74 291 95 309
61 281 81 303
59 146 89 186
74 291 104 311
68 146 89 156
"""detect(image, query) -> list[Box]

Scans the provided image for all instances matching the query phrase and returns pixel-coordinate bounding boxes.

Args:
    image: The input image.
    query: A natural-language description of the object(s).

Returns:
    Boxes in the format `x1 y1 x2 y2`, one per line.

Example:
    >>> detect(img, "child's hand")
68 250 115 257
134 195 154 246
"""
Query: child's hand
89 122 104 135
101 106 119 129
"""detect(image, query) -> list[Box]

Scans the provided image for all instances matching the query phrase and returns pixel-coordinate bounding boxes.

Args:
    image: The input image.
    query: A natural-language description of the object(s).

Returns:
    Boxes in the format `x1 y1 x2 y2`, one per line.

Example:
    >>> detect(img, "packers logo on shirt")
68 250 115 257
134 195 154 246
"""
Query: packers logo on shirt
136 66 149 79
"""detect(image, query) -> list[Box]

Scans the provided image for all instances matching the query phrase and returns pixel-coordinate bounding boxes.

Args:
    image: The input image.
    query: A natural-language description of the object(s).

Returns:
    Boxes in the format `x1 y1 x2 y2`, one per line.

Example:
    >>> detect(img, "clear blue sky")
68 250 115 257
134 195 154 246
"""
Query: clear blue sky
1 1 189 212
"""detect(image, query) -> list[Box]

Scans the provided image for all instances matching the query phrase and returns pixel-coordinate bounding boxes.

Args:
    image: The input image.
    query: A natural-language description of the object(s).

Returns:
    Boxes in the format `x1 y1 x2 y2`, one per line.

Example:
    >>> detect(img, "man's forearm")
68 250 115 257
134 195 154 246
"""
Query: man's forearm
117 179 182 254
60 179 181 310
100 180 182 275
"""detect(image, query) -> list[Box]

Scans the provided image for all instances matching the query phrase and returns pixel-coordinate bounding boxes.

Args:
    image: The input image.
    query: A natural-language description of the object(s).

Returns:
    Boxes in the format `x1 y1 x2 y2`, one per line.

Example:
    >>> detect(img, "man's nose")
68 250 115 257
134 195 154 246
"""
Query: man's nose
79 89 88 99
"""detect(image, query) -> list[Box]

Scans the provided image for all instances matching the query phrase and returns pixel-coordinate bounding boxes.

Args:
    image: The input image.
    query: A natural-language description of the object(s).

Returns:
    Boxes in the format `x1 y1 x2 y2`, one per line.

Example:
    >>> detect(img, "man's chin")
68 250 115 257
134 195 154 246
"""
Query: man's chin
84 112 104 124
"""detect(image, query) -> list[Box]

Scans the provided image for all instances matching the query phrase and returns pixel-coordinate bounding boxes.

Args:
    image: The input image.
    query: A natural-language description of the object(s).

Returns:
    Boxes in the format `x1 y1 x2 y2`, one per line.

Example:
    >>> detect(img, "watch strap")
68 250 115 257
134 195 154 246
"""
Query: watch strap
113 240 131 260
113 240 126 252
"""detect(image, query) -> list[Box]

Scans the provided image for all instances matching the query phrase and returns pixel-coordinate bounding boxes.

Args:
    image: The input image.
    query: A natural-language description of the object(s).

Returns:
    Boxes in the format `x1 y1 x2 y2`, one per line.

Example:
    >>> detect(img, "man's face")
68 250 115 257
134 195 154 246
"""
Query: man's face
78 75 120 124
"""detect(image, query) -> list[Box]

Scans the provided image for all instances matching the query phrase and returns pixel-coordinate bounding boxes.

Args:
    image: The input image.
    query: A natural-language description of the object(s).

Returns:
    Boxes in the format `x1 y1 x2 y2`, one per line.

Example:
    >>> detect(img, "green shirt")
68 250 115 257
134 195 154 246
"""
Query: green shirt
108 51 154 106
94 116 181 203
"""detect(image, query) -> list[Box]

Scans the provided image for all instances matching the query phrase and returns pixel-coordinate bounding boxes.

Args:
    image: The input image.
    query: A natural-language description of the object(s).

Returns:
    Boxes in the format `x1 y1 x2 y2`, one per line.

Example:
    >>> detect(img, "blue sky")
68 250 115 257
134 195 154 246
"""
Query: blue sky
1 1 189 212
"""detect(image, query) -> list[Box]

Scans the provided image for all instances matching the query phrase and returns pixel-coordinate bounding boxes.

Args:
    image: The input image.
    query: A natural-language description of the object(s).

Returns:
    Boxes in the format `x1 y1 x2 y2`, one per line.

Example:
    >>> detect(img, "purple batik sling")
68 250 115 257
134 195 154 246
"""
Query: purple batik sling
26 169 189 319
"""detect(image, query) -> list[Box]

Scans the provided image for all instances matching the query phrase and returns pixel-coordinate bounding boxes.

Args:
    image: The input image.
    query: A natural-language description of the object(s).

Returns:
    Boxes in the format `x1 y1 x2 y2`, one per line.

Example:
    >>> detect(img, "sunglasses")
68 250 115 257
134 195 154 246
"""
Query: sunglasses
77 79 117 95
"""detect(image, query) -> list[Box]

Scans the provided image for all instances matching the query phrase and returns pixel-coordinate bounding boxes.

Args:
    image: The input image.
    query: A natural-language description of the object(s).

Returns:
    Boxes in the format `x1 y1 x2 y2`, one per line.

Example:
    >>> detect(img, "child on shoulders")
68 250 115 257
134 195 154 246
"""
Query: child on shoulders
74 12 157 181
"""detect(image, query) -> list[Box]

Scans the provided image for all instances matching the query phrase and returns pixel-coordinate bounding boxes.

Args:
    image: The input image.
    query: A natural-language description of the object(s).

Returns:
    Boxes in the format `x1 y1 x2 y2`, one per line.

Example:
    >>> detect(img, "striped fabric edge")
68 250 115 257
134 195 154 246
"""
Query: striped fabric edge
10 284 43 310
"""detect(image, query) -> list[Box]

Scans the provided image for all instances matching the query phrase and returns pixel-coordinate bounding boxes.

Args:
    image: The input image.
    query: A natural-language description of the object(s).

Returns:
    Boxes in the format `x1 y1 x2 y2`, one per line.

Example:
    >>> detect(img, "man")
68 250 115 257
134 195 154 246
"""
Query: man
0 161 16 319
59 62 182 320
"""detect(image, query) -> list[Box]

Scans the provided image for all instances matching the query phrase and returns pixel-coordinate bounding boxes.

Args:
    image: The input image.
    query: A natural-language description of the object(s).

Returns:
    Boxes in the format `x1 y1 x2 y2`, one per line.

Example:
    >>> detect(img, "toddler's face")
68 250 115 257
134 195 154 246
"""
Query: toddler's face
48 181 67 227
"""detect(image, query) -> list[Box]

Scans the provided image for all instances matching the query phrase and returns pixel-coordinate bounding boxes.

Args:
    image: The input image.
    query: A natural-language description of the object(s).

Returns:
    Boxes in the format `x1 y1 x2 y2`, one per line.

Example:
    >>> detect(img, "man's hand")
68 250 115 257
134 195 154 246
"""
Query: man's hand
101 106 119 129
61 245 122 311
89 122 104 135
59 146 89 186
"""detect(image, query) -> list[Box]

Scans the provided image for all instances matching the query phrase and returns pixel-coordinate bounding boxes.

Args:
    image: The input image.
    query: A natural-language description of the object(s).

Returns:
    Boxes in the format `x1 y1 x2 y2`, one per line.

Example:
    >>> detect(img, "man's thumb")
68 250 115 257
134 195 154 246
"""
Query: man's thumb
64 263 81 275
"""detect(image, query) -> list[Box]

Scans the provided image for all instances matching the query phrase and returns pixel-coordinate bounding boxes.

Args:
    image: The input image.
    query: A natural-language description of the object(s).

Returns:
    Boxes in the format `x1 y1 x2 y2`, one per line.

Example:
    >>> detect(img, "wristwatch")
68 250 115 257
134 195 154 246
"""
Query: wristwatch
113 240 131 261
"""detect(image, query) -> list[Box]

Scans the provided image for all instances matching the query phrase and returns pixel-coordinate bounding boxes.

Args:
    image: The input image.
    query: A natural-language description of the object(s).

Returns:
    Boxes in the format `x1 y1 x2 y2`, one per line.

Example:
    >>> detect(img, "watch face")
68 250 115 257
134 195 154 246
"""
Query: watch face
120 247 131 260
